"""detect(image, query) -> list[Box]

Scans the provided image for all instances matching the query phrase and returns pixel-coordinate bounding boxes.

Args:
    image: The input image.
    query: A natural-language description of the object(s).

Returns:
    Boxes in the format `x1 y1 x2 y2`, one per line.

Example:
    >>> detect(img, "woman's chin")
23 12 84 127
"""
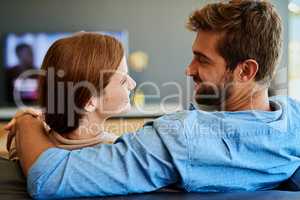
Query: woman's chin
110 103 131 116
120 103 131 114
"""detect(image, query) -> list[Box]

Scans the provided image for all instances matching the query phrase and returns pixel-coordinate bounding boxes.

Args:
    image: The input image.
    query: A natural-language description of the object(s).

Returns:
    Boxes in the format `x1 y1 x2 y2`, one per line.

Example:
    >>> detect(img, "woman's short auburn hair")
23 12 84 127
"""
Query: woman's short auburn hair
39 32 124 134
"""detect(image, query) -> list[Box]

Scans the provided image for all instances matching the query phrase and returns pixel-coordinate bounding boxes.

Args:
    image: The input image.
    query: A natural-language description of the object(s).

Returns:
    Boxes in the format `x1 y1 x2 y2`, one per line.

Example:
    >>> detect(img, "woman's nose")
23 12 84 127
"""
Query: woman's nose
128 76 136 90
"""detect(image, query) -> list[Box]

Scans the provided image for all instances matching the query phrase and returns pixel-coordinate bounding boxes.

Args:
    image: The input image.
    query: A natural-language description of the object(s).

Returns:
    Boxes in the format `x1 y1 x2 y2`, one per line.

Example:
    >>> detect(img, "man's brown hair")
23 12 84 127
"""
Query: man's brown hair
187 0 282 84
39 32 124 133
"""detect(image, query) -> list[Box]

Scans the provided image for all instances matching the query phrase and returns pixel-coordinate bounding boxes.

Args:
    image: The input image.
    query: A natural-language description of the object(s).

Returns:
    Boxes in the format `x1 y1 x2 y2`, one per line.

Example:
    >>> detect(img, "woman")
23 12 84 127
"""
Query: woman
5 32 179 199
6 32 136 159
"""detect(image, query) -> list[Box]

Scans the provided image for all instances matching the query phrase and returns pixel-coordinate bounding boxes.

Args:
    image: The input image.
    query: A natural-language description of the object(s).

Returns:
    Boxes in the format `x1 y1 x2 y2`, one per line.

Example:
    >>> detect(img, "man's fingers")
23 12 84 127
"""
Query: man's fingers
4 109 43 153
4 110 42 132
15 108 42 119
4 118 16 131
5 108 42 131
6 122 17 151
24 108 42 116
6 132 14 151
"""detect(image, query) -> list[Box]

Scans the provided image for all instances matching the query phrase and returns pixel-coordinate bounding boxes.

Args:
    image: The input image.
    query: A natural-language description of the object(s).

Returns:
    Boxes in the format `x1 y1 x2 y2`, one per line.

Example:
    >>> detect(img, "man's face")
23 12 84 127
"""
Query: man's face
186 31 234 106
18 47 34 66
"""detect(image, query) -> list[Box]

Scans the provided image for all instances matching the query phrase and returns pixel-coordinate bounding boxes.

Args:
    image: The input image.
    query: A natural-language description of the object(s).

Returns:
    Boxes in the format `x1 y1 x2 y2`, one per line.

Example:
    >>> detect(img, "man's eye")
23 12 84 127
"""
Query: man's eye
196 58 209 64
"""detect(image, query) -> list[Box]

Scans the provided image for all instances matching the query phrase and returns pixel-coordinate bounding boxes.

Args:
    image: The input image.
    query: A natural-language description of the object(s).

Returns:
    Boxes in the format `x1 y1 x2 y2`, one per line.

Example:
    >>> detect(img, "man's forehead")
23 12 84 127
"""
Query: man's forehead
192 31 221 56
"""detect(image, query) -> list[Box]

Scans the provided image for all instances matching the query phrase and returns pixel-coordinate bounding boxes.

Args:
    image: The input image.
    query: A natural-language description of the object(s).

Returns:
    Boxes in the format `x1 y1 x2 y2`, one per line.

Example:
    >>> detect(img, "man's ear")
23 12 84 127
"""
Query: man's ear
235 59 259 82
84 97 97 112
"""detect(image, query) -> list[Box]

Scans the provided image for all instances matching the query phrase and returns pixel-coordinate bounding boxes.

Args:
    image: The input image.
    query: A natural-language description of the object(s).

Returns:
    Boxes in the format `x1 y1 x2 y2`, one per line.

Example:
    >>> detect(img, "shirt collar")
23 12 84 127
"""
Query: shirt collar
189 100 283 123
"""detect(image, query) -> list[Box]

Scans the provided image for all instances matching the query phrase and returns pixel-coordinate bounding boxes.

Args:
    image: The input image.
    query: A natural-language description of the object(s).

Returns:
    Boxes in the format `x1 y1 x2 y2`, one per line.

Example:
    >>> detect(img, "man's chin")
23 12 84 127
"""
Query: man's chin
195 97 221 106
195 89 221 106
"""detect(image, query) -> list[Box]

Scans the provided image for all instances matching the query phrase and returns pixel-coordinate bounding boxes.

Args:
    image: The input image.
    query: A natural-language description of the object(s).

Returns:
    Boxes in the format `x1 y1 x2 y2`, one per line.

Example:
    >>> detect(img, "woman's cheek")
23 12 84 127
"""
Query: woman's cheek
116 87 131 112
106 88 129 113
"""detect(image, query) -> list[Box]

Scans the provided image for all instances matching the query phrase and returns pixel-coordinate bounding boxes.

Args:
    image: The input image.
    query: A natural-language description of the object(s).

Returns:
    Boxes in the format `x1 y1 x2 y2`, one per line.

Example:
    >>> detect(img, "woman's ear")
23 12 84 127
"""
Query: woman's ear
84 97 97 112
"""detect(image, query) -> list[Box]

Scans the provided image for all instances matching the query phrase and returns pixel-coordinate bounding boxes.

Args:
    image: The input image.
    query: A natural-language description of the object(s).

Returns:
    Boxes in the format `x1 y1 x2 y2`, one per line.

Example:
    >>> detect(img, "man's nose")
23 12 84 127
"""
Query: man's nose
185 64 194 77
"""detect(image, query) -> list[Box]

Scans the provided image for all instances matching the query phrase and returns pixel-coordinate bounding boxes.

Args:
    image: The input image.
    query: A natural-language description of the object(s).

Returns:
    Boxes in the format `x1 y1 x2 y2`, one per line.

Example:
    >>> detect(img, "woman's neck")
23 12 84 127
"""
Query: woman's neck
62 112 107 140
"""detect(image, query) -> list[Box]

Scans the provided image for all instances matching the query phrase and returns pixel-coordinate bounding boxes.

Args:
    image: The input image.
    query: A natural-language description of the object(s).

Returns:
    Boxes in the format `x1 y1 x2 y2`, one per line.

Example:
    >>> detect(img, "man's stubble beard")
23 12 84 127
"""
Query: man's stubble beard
195 72 234 107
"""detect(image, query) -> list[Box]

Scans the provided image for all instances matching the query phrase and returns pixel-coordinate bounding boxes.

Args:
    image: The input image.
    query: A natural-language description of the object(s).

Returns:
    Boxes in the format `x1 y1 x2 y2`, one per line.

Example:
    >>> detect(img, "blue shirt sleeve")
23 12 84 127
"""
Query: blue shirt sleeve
27 123 179 199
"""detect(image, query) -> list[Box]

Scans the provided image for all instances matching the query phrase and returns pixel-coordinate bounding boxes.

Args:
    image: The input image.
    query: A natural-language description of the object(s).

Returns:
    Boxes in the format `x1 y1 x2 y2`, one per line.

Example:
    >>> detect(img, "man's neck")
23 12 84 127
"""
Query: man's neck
221 88 271 112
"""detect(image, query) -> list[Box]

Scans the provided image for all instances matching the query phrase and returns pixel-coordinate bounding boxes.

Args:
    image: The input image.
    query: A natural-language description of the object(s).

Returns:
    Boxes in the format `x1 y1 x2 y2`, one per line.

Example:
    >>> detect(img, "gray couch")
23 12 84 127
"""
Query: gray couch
1 157 300 200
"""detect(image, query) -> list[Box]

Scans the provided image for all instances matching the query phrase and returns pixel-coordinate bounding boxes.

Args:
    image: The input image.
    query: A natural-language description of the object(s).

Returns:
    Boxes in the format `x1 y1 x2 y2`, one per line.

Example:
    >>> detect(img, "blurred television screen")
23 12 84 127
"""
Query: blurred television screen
2 31 128 104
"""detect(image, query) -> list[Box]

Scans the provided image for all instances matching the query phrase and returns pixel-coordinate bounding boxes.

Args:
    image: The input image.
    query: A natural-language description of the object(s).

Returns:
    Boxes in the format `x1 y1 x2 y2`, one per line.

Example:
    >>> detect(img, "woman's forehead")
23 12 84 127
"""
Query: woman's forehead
117 56 128 73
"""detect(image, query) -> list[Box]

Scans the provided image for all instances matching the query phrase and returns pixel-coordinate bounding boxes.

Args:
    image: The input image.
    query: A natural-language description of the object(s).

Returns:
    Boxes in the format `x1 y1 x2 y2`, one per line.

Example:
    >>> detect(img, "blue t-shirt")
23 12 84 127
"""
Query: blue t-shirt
27 96 300 199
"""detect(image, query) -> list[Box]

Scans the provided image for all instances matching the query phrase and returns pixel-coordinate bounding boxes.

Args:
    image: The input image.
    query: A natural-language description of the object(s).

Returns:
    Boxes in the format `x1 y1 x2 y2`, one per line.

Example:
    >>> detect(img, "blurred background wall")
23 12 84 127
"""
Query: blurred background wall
0 0 292 109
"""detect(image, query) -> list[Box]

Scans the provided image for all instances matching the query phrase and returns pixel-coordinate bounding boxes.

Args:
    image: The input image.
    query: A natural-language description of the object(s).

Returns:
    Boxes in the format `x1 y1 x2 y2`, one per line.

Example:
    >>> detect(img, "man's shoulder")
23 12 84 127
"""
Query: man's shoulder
151 109 216 133
270 95 300 112
270 95 299 103
154 109 210 123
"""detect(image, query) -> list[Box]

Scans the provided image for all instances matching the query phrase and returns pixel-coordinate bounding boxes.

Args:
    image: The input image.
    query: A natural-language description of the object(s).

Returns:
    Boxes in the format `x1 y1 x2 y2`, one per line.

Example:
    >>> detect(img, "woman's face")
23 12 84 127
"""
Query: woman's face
97 56 136 117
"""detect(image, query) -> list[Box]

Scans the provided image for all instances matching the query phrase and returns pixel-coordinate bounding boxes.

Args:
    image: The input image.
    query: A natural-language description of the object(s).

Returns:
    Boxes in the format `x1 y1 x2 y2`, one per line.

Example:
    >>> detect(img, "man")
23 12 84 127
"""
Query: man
6 0 300 199
5 43 38 103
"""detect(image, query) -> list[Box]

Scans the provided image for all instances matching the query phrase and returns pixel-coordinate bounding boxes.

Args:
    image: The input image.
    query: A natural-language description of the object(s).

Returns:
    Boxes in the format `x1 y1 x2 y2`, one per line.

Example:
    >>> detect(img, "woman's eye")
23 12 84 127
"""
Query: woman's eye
120 77 127 85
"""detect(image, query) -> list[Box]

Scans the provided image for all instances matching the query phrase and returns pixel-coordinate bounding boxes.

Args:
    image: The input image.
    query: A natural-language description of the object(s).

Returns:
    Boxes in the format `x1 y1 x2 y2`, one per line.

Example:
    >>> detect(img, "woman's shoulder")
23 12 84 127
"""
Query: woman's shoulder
99 131 119 144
